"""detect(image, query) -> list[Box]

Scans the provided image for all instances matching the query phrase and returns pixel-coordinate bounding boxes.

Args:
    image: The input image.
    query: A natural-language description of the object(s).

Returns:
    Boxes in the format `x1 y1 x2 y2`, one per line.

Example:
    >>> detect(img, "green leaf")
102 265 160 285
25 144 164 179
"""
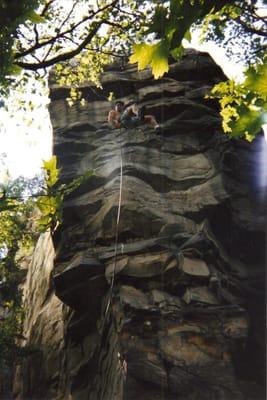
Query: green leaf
147 5 168 36
129 43 154 70
27 10 46 24
244 132 255 142
227 5 242 19
55 64 63 72
36 196 56 214
220 105 239 133
42 156 57 174
0 201 18 212
229 106 264 138
62 169 93 196
37 215 52 231
166 26 177 41
171 45 184 60
36 193 63 231
130 40 170 79
6 64 22 76
42 156 59 188
170 0 183 17
150 41 170 79
108 92 114 102
184 29 191 42
245 63 267 101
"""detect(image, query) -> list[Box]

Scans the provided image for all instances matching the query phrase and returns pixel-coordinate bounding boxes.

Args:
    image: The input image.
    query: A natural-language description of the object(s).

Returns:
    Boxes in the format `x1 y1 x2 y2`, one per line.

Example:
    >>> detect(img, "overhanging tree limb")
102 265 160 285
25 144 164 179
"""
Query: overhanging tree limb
14 0 119 60
236 16 267 37
15 21 104 70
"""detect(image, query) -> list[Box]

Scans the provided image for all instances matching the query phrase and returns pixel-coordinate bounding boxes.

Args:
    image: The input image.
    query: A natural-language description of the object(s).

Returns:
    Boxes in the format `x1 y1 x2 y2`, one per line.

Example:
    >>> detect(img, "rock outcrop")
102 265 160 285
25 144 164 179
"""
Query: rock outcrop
14 50 265 400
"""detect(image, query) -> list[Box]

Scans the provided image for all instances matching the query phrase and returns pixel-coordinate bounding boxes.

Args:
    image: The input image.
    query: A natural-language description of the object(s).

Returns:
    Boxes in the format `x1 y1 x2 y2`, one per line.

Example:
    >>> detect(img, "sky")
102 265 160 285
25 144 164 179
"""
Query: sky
0 5 265 182
0 81 52 181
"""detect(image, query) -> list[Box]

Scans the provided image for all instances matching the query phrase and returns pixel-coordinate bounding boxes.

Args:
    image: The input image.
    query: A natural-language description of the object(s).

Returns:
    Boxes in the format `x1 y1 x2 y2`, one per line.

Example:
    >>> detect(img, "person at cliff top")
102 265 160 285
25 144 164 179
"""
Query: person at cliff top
108 101 124 129
108 101 160 131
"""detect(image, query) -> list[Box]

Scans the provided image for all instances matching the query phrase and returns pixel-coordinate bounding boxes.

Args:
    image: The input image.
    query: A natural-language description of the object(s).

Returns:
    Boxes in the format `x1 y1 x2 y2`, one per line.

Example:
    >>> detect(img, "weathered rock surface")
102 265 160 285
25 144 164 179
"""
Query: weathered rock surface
13 233 69 400
14 50 265 399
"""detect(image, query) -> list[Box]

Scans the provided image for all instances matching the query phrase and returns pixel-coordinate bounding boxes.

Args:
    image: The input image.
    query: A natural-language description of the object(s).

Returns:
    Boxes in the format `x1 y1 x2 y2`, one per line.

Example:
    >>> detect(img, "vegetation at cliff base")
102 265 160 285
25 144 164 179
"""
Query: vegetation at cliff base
0 175 41 373
0 157 92 378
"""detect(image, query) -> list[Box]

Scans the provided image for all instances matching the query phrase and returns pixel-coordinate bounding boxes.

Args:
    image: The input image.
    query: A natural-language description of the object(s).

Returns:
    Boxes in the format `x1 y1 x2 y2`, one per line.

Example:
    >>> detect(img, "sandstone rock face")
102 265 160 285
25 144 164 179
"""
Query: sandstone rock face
15 50 265 399
13 233 69 400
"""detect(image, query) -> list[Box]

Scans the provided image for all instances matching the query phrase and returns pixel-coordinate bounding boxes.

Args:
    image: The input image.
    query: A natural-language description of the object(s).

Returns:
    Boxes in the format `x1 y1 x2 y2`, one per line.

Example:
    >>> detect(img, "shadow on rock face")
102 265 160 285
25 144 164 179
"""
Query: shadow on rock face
14 51 265 400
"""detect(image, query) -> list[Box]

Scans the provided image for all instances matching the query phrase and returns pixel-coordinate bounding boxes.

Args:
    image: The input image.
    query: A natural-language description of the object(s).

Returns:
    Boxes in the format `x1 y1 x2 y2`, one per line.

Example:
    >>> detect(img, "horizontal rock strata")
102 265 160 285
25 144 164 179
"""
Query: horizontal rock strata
14 50 265 400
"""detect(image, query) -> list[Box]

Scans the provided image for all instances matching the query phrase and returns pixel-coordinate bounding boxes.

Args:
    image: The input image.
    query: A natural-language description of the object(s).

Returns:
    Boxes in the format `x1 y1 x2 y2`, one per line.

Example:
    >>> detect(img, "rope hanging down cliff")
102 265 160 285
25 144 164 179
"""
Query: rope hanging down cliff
105 129 123 317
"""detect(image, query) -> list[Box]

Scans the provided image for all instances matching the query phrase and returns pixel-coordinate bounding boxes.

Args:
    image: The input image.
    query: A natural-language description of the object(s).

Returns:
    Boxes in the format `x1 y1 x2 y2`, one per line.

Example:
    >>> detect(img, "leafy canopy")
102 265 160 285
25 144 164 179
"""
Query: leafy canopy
129 0 266 140
210 60 267 141
0 0 146 96
130 0 229 78
0 0 266 139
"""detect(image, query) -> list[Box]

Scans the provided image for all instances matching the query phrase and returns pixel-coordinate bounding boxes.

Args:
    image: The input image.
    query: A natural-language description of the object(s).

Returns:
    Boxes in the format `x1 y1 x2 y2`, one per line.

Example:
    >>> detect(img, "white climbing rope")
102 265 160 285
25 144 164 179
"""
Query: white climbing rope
105 130 123 317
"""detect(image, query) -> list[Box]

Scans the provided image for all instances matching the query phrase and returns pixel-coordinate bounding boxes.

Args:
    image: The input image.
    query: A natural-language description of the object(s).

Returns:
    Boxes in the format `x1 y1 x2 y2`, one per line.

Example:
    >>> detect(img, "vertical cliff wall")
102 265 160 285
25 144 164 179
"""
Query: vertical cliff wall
14 50 265 400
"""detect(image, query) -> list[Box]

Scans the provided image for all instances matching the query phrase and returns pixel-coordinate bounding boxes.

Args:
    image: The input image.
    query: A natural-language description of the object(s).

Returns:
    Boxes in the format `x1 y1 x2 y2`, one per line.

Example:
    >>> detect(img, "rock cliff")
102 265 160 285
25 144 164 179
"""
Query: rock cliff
14 50 265 400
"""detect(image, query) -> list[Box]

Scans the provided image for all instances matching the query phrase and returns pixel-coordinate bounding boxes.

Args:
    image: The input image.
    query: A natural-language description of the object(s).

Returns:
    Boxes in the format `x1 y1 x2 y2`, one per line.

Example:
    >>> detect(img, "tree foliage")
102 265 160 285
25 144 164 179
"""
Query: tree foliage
129 0 266 139
0 0 146 96
0 0 266 139
130 0 230 77
0 174 41 373
0 0 40 91
0 158 93 372
209 60 267 141
37 155 93 232
0 175 41 251
198 0 267 65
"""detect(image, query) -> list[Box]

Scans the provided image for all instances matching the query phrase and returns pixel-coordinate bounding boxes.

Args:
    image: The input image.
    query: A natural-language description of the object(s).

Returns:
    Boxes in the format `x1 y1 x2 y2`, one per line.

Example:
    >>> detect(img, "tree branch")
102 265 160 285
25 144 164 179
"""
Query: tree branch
86 47 125 58
40 1 81 63
40 0 56 17
42 41 55 63
236 16 267 37
58 0 79 31
114 4 143 19
15 22 104 71
14 0 119 60
61 35 80 47
33 24 39 45
103 20 125 29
